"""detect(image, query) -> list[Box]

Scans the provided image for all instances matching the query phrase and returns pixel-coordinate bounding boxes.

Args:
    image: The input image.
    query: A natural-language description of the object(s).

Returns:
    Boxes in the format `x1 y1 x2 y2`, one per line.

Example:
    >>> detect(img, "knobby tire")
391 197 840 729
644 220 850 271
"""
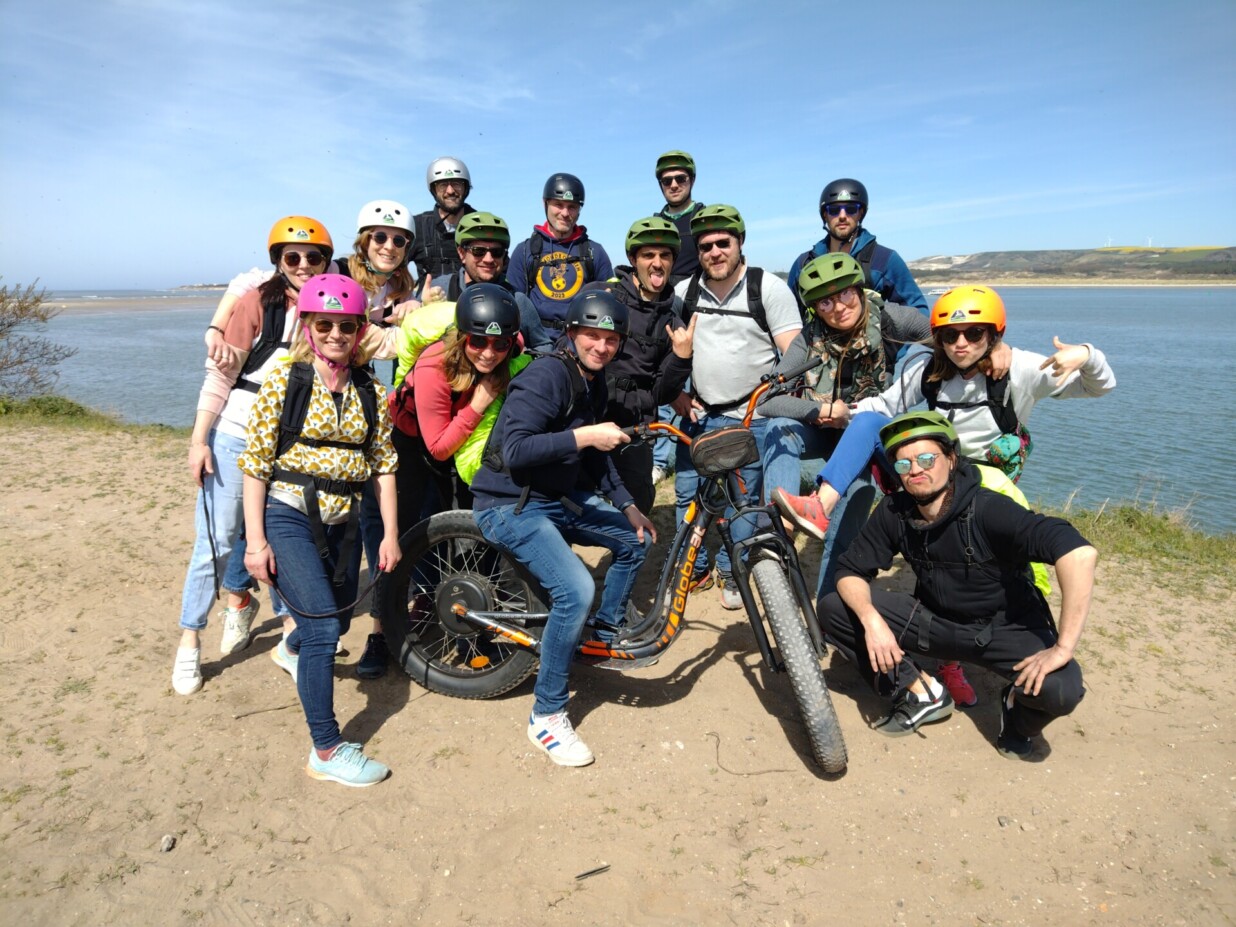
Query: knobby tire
751 560 848 773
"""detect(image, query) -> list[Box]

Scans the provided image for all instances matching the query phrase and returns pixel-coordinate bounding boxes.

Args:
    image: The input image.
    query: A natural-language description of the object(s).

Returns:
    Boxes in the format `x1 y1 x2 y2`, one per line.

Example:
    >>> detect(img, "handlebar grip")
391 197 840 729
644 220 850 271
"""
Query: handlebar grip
774 355 825 383
620 425 639 438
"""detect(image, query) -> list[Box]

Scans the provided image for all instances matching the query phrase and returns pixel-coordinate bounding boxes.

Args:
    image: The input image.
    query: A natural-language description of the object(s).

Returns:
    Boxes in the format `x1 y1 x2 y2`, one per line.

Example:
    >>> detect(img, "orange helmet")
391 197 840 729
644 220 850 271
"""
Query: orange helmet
267 216 333 264
930 285 1006 334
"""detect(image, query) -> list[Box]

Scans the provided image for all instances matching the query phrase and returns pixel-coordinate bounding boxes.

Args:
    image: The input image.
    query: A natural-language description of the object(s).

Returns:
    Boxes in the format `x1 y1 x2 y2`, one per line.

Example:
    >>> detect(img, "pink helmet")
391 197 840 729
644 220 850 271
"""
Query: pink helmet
297 274 368 317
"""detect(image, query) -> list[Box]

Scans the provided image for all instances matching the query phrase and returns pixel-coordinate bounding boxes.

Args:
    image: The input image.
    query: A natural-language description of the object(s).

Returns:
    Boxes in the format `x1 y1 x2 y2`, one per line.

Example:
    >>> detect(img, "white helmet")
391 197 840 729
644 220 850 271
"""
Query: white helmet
426 157 471 192
356 199 413 235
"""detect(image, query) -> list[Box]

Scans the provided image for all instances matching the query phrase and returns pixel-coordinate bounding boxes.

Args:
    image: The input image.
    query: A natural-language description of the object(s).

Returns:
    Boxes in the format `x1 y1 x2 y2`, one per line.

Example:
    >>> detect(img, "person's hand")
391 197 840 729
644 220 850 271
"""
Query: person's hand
387 299 418 324
862 612 903 675
244 541 276 586
471 371 505 410
575 422 630 451
377 535 402 573
1013 643 1073 696
670 390 703 422
188 442 213 487
625 506 657 545
814 399 850 427
205 329 239 368
978 339 1012 380
1039 336 1091 385
667 314 698 359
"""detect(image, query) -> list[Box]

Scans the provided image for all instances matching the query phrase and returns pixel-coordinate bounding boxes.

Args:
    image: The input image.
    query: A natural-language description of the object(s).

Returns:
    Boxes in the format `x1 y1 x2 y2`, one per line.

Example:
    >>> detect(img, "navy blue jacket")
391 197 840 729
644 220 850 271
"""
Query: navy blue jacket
471 352 633 512
506 226 614 326
787 228 927 314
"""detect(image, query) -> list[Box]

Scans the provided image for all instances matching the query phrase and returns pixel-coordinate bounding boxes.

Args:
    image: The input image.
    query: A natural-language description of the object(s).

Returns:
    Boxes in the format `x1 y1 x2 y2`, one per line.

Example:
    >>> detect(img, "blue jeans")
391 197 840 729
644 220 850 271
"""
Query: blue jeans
652 402 676 473
265 500 360 751
178 430 247 631
223 536 290 617
764 418 880 599
475 492 649 716
815 412 890 494
673 412 780 578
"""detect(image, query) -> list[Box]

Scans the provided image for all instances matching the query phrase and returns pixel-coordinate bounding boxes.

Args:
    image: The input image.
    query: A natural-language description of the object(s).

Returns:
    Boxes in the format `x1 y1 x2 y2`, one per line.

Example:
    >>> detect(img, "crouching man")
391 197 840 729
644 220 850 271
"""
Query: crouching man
818 411 1094 759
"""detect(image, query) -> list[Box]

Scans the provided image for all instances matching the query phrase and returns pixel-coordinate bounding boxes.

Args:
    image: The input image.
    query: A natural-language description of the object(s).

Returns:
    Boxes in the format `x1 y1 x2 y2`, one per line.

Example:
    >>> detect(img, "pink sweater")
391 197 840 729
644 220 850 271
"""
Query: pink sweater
412 341 484 460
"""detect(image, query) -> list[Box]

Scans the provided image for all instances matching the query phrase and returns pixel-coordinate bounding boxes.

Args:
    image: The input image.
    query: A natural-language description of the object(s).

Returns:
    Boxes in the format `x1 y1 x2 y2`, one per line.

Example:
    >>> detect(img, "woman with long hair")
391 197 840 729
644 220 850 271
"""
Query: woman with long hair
171 216 331 695
239 273 400 787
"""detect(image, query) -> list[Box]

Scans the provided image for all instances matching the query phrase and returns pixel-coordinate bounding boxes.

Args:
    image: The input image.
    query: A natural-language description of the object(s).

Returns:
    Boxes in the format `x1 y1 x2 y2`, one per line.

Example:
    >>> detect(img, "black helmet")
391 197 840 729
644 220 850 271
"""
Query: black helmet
819 178 869 213
542 172 585 206
456 283 521 345
566 286 629 337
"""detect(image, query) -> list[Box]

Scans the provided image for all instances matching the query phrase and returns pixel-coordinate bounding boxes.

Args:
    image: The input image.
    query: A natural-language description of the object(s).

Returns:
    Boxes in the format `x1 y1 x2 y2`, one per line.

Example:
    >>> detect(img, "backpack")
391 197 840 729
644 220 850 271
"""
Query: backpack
680 266 769 333
276 362 378 460
522 233 596 295
233 288 291 394
795 237 891 304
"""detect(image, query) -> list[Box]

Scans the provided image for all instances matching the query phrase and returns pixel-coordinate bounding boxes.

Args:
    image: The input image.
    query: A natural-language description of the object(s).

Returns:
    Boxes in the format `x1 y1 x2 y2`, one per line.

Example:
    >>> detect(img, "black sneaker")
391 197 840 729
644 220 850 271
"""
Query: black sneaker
874 686 955 737
356 633 390 679
996 684 1034 759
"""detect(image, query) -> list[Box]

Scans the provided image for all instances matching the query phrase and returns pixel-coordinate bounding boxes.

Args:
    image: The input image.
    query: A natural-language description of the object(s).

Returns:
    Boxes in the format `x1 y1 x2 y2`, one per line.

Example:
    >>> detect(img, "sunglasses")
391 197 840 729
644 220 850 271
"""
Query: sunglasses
282 250 326 269
311 318 361 336
659 173 691 188
823 202 863 218
465 334 514 353
939 325 990 345
893 452 943 475
697 238 734 254
466 244 507 260
815 286 861 311
371 231 408 248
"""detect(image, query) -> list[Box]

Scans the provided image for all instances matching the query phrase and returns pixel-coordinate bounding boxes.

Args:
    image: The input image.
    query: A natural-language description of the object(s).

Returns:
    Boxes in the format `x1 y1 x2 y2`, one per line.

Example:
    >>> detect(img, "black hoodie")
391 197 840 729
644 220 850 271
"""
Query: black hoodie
837 459 1090 624
605 266 692 427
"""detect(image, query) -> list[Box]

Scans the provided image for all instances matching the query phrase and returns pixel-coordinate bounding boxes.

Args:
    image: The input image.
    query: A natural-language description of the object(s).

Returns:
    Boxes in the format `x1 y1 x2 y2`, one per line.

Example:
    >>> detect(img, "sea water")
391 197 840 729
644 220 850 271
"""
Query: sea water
34 286 1236 534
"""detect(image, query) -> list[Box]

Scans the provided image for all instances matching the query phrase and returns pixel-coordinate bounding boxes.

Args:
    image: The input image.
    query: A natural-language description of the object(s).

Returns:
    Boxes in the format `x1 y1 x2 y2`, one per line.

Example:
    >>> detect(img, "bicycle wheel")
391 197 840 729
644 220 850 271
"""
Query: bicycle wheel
382 510 540 699
751 559 848 773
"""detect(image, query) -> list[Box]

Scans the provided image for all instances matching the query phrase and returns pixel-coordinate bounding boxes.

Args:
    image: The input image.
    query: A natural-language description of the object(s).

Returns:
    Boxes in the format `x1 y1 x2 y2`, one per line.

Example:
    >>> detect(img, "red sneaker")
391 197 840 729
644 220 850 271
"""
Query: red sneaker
771 488 830 541
937 661 978 708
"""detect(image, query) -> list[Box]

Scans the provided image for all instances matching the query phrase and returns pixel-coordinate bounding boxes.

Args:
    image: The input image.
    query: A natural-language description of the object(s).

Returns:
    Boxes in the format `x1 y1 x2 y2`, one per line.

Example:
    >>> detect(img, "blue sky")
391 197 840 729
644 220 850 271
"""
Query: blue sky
1 0 1233 291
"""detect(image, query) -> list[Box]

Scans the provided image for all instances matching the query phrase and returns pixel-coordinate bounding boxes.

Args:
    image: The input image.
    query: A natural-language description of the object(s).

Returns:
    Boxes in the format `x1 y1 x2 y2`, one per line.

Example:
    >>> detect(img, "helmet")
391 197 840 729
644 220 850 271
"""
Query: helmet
455 211 511 247
456 283 521 342
566 287 629 336
426 157 471 192
819 178 869 214
930 285 1006 335
542 172 585 205
879 410 959 459
356 199 413 235
268 216 333 264
297 274 368 317
655 150 696 178
689 203 745 240
798 253 866 307
625 216 681 257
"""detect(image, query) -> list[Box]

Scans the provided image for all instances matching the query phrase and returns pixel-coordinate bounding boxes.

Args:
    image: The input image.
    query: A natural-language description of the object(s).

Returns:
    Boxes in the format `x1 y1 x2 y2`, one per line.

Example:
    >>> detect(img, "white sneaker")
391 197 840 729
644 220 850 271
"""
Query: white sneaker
651 465 668 484
219 596 259 655
527 711 594 767
172 646 203 695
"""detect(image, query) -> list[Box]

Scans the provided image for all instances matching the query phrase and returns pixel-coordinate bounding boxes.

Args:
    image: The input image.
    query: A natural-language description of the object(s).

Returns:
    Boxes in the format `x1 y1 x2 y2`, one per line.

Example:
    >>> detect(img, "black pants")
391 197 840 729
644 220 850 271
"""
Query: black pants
819 589 1084 738
391 428 467 537
609 441 655 515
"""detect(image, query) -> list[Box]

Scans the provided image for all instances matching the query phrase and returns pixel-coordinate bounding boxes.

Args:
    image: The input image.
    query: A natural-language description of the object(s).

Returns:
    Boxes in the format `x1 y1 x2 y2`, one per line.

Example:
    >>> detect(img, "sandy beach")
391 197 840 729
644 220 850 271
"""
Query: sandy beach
0 421 1232 926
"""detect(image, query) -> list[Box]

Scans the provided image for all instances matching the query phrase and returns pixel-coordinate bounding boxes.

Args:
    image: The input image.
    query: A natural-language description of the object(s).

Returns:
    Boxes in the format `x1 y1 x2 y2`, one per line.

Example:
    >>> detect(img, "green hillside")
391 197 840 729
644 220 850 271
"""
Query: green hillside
909 246 1235 281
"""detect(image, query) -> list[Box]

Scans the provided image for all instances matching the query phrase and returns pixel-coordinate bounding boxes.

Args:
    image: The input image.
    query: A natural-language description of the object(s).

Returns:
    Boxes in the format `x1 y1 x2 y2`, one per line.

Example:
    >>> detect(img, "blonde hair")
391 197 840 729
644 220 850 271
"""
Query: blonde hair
348 230 414 304
289 313 376 366
439 329 513 394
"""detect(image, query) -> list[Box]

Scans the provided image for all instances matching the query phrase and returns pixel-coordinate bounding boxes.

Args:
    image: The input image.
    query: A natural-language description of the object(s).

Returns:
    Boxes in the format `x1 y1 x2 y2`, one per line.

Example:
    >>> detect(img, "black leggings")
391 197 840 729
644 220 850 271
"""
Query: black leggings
819 589 1084 738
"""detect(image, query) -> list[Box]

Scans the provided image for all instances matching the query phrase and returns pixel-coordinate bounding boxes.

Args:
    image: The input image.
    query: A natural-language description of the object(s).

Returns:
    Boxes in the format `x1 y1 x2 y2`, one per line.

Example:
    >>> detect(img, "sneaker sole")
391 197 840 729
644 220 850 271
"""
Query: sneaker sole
271 646 298 682
875 700 955 737
305 764 389 787
172 677 203 696
526 726 594 767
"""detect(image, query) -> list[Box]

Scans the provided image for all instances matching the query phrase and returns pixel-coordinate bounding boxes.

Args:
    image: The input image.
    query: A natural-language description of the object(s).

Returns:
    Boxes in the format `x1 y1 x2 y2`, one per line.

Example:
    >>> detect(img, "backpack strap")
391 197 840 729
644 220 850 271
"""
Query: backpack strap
276 363 378 460
523 234 544 294
852 238 879 289
234 289 290 393
680 269 770 334
920 364 1020 435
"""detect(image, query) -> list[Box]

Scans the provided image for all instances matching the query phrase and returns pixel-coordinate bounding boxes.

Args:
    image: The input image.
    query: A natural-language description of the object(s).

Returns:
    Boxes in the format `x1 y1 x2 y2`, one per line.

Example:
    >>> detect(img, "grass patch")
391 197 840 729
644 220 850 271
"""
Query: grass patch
0 394 187 437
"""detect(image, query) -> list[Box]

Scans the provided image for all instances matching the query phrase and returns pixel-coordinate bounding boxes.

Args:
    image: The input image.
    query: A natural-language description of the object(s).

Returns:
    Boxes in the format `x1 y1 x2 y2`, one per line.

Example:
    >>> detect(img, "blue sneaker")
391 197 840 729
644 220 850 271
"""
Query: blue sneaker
271 639 298 683
306 742 390 787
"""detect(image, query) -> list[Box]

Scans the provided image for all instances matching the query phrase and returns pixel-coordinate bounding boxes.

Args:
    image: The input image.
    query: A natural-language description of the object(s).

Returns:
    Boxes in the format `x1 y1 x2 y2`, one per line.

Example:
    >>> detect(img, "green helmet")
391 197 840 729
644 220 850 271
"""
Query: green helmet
689 204 744 240
798 253 866 308
625 216 681 257
655 150 695 178
879 411 959 460
455 212 511 248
